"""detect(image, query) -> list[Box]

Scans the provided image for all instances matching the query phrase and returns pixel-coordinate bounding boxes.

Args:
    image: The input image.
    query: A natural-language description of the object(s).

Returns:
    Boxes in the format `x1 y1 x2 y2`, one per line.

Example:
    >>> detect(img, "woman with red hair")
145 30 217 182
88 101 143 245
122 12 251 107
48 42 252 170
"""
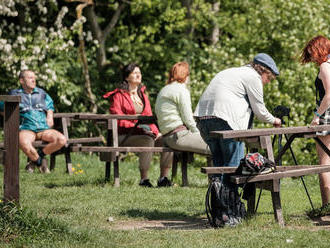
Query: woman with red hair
155 62 210 155
301 35 330 207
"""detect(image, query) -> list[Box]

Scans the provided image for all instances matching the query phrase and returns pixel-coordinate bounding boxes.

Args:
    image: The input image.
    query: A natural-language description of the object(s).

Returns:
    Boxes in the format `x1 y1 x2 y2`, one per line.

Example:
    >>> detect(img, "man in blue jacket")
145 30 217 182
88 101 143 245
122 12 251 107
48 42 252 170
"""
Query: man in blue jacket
0 70 67 173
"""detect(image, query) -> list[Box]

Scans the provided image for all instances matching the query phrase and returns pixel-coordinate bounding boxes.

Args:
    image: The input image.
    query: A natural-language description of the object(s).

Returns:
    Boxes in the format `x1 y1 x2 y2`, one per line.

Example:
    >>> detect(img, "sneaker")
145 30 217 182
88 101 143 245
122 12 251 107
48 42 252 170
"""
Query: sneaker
157 177 172 187
25 161 36 173
38 158 50 174
139 179 153 187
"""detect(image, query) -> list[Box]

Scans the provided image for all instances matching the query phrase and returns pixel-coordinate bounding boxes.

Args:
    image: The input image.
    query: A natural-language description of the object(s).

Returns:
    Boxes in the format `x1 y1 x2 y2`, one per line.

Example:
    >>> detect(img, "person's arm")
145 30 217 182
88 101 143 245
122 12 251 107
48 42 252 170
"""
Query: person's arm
46 110 54 128
246 77 281 127
311 62 330 125
45 93 55 128
177 87 199 132
109 92 137 129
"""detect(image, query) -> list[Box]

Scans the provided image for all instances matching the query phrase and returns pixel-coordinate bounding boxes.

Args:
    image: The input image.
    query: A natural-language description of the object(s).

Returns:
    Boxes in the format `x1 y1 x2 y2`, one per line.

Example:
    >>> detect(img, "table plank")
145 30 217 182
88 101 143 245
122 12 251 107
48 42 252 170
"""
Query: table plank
230 165 330 184
211 125 330 139
76 113 156 121
79 146 173 153
201 165 321 174
0 95 21 102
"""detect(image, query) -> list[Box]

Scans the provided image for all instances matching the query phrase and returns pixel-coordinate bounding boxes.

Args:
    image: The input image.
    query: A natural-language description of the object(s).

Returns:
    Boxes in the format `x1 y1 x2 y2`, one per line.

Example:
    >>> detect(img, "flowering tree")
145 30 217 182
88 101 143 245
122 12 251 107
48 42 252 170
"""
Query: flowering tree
0 0 95 112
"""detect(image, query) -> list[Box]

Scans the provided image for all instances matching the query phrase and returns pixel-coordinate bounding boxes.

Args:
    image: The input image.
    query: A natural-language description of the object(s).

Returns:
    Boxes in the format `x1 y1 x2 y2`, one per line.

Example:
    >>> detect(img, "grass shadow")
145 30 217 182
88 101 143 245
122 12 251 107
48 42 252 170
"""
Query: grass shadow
44 177 107 188
121 208 203 220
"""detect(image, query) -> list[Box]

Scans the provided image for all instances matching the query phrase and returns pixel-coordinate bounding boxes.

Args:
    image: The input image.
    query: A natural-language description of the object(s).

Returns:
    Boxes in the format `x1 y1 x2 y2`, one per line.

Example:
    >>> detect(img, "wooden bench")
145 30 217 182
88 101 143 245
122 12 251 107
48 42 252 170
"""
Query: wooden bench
2 112 210 185
205 125 330 226
0 113 104 175
201 165 330 226
72 113 211 186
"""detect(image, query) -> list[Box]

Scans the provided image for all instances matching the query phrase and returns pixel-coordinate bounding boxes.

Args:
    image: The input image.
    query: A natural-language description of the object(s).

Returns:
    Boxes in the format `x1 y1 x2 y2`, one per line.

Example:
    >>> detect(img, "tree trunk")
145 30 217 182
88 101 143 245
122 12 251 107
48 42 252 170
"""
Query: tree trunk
85 2 126 72
210 1 220 45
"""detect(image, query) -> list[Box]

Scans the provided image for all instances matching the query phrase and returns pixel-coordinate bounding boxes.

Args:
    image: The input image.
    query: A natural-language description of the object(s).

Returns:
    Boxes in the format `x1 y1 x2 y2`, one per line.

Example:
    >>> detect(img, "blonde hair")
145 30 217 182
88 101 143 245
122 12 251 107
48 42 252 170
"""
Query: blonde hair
167 62 190 84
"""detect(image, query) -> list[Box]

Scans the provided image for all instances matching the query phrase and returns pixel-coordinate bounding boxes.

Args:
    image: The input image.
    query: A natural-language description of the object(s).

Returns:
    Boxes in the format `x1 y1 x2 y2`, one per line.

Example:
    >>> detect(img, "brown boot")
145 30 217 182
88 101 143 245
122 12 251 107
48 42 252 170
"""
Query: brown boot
39 158 50 174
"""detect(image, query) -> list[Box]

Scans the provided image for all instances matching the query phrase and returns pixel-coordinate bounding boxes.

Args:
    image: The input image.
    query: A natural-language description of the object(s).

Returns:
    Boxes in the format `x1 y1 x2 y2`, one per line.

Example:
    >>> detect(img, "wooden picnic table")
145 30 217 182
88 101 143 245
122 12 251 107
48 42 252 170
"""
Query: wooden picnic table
204 125 330 226
63 113 208 186
53 113 176 186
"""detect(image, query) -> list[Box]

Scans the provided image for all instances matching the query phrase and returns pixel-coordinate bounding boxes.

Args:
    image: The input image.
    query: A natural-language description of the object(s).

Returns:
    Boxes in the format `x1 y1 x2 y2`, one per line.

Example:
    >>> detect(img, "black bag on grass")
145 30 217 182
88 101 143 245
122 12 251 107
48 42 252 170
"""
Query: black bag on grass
205 177 246 228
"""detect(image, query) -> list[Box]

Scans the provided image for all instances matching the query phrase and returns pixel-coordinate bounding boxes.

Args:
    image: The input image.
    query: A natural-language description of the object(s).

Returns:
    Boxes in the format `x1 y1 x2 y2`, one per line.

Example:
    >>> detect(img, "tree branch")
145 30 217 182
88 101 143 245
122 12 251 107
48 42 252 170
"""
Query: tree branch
101 2 126 43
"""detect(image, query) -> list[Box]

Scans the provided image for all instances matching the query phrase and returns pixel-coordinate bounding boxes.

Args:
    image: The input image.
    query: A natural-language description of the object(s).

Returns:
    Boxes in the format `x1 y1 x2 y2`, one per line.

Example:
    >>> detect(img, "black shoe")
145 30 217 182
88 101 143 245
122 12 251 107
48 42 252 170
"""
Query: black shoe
157 177 172 187
139 179 153 187
25 161 36 173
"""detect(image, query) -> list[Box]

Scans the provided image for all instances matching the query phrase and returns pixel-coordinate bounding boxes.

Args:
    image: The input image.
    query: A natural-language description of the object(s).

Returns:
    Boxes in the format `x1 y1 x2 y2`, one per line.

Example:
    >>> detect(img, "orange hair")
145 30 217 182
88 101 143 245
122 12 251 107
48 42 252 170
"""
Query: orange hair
301 35 330 65
167 62 190 84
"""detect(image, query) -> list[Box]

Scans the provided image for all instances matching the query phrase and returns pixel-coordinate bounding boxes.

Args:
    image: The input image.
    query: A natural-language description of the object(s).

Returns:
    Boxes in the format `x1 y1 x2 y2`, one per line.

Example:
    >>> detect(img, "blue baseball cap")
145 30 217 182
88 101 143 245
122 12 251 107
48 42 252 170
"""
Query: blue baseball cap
253 53 279 76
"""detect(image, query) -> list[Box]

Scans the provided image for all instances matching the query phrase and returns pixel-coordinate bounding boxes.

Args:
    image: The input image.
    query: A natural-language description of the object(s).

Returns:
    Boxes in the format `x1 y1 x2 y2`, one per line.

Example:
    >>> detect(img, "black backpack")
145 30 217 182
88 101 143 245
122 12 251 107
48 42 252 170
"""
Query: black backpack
205 177 246 228
235 153 276 175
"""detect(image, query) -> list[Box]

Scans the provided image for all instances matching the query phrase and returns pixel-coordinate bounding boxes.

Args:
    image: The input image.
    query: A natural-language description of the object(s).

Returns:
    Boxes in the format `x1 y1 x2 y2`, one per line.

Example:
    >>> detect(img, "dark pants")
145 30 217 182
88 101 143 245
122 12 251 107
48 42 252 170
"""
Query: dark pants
197 118 244 182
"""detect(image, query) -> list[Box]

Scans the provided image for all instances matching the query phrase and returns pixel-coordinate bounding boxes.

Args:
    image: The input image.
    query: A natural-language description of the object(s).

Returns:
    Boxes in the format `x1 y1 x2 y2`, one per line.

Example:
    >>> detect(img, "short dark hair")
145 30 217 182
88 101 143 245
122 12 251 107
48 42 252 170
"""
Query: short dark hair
122 63 139 83
118 63 144 102
250 62 273 76
19 70 33 79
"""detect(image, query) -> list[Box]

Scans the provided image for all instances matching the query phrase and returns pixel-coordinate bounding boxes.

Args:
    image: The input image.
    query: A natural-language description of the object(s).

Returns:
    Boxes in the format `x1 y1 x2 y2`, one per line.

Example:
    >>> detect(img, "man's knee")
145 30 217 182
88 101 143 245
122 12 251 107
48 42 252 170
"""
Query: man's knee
19 139 31 149
57 134 67 147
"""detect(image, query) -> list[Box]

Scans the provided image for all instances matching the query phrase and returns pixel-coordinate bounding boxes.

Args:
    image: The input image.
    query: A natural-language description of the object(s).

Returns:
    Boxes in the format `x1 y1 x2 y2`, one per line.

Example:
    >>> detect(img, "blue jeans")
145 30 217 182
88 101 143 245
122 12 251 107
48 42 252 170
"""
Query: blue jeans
196 118 244 168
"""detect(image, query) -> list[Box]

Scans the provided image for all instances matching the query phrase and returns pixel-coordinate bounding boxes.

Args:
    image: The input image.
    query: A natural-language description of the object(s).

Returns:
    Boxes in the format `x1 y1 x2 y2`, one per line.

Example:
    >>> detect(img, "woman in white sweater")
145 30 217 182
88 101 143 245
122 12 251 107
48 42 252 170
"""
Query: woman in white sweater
155 62 210 154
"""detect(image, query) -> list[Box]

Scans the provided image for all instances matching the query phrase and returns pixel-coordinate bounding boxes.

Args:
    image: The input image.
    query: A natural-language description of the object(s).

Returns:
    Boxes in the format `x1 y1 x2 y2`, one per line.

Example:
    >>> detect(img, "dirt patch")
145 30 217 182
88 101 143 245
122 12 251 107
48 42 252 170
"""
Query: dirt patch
110 218 210 230
109 216 330 231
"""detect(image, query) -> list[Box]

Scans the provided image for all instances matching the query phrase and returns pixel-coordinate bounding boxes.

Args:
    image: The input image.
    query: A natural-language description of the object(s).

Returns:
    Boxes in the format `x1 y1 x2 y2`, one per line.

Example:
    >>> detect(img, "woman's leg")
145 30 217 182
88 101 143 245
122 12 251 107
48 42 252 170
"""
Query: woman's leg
155 137 173 178
163 130 211 155
316 135 330 206
119 135 154 180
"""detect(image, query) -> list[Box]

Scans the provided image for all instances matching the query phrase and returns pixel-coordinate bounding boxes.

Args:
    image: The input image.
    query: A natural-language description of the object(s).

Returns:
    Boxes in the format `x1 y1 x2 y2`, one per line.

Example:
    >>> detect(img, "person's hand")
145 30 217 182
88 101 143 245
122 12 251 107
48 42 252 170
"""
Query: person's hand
310 115 320 126
155 133 162 141
273 118 282 128
46 116 54 128
137 124 151 132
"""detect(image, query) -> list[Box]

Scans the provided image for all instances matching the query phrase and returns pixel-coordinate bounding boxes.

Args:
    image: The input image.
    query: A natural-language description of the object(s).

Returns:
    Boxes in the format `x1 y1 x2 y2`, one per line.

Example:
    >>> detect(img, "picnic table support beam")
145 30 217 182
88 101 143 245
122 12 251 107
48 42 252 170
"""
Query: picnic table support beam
114 159 120 187
182 152 189 186
271 179 284 227
61 117 73 175
246 184 256 215
314 137 330 158
2 96 20 203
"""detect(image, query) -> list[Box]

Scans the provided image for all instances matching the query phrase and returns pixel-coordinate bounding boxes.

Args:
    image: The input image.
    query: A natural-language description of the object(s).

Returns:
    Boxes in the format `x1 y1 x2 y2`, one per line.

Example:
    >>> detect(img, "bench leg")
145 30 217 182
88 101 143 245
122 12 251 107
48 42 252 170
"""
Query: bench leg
271 179 284 227
114 159 120 187
247 183 256 215
50 153 56 171
105 161 111 182
181 152 188 186
64 147 73 175
171 154 178 182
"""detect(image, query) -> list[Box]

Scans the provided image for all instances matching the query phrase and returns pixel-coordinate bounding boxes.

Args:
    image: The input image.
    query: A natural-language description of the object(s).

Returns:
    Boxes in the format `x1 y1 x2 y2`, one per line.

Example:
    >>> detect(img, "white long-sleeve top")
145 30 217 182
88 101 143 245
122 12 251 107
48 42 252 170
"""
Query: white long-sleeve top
194 65 275 130
155 81 199 135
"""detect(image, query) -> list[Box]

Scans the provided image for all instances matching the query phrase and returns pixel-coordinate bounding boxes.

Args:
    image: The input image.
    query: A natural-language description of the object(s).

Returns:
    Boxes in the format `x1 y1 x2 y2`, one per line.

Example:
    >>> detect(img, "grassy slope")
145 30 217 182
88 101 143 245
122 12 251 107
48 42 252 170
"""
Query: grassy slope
0 152 329 247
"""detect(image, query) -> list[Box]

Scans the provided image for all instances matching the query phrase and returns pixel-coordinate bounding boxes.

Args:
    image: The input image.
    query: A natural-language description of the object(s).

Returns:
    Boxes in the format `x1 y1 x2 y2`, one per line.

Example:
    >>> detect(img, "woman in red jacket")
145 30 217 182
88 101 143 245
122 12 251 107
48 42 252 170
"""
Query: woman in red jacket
103 63 173 187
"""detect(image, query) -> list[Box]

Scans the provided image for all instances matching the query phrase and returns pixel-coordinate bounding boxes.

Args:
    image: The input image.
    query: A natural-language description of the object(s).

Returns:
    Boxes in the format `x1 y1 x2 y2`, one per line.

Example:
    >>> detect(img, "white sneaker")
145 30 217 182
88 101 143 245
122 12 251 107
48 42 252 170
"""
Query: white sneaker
38 158 50 174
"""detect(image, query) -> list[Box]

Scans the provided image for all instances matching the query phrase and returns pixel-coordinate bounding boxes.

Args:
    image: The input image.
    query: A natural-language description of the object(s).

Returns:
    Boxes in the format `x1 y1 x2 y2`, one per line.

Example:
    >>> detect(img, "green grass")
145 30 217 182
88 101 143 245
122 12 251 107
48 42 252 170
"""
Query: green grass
1 152 330 247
